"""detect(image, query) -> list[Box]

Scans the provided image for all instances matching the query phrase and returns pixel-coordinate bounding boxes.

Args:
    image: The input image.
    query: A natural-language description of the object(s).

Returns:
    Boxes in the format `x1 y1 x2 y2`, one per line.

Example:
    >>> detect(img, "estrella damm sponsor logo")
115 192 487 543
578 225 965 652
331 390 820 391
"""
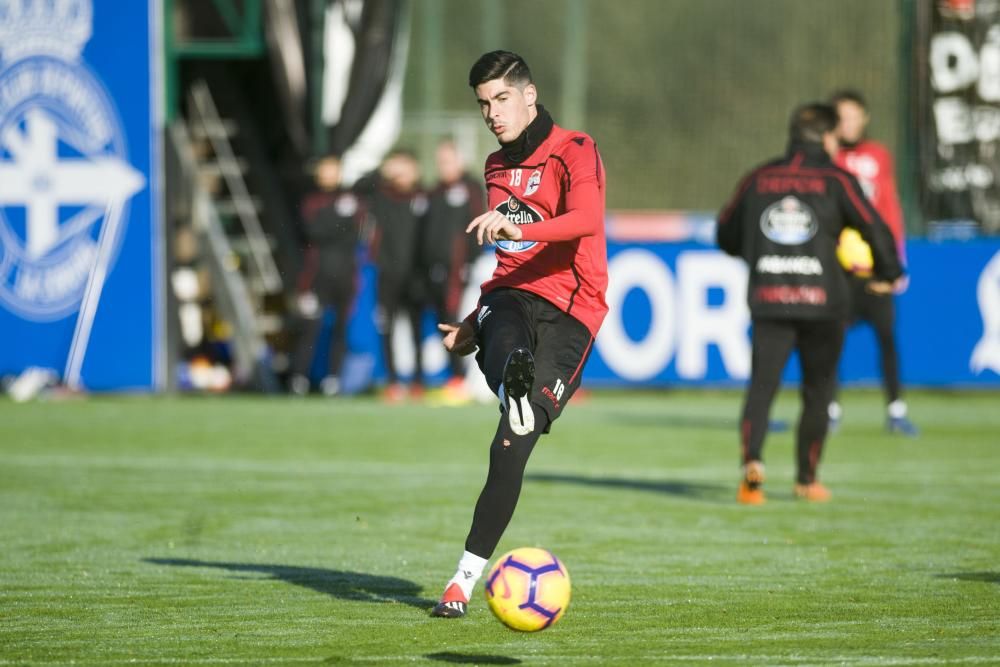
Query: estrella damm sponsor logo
0 0 146 321
495 195 541 253
760 196 818 246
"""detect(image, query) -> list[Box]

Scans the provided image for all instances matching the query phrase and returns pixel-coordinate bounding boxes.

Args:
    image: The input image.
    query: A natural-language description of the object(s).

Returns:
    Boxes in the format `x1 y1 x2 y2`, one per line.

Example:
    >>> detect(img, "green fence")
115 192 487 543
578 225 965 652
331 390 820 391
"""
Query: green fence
403 0 908 218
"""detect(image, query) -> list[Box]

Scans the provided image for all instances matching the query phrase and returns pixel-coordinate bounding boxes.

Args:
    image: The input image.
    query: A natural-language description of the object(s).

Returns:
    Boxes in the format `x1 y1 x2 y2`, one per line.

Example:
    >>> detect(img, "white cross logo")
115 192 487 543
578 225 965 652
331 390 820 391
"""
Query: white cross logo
971 250 1000 376
0 108 145 259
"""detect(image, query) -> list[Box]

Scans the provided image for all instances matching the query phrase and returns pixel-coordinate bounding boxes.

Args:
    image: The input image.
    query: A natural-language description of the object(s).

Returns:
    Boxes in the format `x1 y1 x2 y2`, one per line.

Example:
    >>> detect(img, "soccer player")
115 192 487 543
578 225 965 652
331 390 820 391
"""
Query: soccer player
365 150 428 401
430 51 607 618
289 156 361 397
829 90 917 436
717 103 904 505
420 140 486 400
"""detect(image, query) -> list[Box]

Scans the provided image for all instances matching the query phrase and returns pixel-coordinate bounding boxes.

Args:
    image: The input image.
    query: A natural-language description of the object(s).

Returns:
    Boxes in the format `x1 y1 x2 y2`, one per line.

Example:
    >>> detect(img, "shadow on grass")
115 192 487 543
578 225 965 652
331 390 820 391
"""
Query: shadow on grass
143 558 434 609
935 571 1000 584
607 411 790 434
607 411 733 431
527 472 730 503
426 653 522 665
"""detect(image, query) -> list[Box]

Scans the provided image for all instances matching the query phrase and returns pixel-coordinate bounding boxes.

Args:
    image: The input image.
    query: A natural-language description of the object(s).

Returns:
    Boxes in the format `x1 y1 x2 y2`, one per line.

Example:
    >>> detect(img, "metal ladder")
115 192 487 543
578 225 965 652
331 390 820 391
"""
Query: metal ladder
188 80 282 302
166 81 286 390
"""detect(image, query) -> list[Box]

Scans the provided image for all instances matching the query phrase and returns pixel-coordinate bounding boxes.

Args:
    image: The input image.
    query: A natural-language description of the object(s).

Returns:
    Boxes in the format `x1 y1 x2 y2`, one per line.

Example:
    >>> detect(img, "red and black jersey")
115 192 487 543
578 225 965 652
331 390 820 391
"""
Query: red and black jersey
422 173 485 273
296 188 363 299
835 139 906 261
354 172 429 277
716 142 903 321
473 120 608 337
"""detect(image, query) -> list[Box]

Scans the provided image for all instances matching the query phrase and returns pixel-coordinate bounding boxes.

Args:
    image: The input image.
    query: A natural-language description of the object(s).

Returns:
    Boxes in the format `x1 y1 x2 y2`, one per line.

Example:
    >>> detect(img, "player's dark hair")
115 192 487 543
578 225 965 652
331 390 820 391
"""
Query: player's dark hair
789 103 839 143
829 89 868 110
386 147 418 161
468 50 533 88
306 153 340 172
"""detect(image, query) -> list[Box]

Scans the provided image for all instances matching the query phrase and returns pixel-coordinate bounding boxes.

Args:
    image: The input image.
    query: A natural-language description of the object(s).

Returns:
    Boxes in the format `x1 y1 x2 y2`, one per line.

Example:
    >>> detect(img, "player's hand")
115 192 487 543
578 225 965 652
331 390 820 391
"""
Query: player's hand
466 211 523 246
892 275 910 294
438 321 477 356
866 280 895 295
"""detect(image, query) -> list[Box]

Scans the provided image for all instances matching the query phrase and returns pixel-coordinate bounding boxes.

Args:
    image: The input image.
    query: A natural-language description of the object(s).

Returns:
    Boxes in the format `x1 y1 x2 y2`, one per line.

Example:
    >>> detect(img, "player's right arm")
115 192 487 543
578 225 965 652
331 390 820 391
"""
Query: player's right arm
466 210 524 246
438 321 477 355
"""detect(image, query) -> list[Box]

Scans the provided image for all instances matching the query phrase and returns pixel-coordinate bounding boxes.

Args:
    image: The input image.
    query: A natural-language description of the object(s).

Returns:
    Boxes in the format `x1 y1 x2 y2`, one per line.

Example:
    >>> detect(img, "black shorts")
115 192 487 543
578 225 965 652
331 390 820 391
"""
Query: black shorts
473 288 595 430
313 273 355 307
847 274 895 327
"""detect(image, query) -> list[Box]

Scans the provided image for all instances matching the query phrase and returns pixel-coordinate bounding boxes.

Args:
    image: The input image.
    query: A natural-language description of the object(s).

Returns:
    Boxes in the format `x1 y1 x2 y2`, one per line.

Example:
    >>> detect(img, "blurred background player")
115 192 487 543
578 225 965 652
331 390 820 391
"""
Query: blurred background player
420 139 486 402
365 150 429 402
431 50 607 618
289 156 361 397
716 103 904 505
829 90 918 436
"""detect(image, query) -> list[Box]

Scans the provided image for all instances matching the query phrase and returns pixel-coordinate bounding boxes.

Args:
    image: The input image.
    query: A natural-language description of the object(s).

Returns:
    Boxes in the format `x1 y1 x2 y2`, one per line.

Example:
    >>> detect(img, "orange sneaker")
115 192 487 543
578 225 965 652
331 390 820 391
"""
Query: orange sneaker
440 377 472 406
794 482 831 502
737 461 766 505
382 383 406 404
443 376 465 392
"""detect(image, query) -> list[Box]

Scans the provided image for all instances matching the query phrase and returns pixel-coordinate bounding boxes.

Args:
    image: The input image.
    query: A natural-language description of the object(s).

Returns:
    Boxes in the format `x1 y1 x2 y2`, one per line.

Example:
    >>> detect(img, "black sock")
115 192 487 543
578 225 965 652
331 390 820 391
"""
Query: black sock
464 404 548 558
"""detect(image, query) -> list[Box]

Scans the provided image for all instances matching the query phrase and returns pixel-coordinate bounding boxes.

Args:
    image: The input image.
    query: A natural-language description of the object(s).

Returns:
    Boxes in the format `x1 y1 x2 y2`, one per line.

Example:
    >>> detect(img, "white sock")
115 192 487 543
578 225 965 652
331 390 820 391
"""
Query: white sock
447 550 488 600
888 400 908 419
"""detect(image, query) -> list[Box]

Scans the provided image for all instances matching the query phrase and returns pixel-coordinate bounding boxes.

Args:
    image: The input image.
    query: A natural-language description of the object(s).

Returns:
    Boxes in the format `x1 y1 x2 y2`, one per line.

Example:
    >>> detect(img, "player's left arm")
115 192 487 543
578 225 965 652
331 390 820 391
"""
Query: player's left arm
520 136 605 242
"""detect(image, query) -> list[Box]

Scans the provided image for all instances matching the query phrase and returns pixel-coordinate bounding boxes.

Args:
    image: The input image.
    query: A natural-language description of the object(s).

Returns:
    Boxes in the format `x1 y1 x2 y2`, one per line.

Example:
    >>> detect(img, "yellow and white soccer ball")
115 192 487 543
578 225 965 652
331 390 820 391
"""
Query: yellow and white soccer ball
484 547 571 632
837 228 874 277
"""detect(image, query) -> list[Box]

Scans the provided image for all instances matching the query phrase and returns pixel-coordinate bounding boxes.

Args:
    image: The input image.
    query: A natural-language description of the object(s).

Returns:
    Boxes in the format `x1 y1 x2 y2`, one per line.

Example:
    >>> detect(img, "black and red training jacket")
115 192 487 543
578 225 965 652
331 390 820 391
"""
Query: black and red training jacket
717 141 904 321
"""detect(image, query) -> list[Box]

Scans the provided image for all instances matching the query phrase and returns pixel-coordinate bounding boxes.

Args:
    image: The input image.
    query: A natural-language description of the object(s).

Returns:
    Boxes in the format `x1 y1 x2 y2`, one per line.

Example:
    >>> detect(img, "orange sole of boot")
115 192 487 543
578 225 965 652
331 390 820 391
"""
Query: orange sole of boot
737 481 766 505
794 483 831 502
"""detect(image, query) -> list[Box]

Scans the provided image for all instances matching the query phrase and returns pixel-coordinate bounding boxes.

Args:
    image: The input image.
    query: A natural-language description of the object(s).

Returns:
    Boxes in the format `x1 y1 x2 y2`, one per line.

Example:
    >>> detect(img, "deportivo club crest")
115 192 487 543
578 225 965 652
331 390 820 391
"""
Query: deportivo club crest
0 0 145 320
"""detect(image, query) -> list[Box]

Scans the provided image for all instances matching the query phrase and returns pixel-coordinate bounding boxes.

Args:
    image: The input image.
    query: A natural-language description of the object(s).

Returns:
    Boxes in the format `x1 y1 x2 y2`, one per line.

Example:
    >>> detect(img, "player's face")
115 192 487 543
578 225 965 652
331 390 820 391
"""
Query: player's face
314 157 341 191
393 156 421 192
475 79 537 144
835 101 869 144
436 143 464 183
379 155 401 183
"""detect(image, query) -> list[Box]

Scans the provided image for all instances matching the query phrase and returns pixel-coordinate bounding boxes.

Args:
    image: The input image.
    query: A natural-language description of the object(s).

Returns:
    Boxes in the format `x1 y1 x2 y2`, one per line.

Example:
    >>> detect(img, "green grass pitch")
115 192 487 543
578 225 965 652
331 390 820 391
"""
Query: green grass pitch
1 389 998 665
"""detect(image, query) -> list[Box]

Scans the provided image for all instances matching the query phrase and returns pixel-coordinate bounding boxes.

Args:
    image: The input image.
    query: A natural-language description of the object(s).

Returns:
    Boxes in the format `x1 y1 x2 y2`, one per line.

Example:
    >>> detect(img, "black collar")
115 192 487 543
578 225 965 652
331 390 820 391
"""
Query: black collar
500 105 554 164
786 140 832 163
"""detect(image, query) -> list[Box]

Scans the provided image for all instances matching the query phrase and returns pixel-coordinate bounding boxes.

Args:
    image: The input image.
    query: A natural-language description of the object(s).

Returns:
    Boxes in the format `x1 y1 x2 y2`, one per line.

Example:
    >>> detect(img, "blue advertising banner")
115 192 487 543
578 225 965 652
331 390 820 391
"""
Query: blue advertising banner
0 0 162 390
319 238 1000 391
587 239 1000 388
